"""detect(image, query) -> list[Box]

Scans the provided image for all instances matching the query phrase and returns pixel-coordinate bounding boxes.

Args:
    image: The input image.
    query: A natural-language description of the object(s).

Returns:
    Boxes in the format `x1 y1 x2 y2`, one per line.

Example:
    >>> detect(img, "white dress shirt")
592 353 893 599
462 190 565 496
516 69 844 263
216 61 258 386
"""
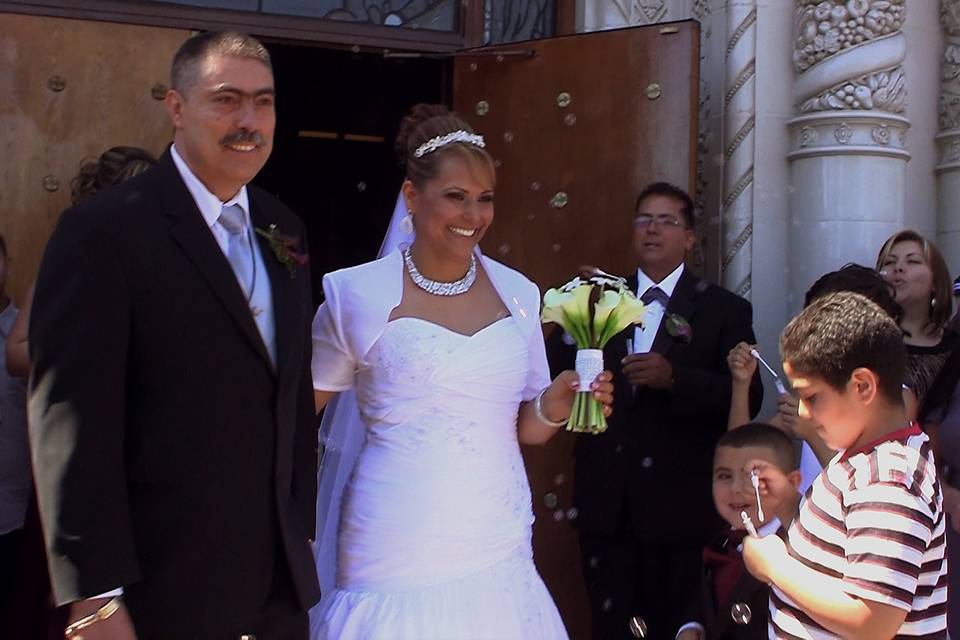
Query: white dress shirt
632 262 685 354
171 144 251 254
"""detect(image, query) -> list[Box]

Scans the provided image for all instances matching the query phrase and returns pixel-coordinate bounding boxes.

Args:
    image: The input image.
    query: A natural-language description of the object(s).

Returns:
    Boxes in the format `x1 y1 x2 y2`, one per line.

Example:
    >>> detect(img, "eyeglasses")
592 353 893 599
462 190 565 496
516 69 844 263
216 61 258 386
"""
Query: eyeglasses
634 213 686 229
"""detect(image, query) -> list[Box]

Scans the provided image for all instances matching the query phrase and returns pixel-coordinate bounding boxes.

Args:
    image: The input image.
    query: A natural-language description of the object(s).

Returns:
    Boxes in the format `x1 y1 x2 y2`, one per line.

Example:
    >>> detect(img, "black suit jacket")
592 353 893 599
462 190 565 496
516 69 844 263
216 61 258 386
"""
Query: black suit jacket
548 269 763 538
29 150 321 637
683 532 770 640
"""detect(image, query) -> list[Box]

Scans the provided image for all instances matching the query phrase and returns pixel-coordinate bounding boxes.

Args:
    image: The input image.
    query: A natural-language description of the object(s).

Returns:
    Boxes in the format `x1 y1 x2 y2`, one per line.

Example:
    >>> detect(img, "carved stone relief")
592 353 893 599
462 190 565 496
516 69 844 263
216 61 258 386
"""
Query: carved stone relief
940 1 960 131
793 0 907 115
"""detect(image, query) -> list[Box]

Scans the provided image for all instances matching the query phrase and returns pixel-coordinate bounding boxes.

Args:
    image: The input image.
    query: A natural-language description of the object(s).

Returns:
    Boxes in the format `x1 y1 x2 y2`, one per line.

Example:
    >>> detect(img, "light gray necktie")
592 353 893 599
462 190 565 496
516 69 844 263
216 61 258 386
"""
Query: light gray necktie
219 204 254 298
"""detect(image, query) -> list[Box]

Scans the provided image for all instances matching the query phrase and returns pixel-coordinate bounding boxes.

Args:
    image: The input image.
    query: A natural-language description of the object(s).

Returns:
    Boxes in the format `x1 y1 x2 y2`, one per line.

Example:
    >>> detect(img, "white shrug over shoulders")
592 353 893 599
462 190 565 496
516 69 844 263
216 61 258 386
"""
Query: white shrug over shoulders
311 247 550 401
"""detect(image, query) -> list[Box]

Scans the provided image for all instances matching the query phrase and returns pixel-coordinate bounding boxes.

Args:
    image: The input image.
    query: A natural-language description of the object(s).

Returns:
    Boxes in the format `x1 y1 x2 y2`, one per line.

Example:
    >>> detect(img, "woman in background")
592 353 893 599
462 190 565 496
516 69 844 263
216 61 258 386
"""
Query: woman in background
876 229 956 406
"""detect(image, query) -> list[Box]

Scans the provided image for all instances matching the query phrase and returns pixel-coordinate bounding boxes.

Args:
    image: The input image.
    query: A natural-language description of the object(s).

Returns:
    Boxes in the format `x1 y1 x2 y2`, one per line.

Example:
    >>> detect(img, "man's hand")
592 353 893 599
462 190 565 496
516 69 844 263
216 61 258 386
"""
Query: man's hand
776 393 802 439
726 342 758 386
742 532 788 584
67 598 136 640
578 264 601 279
621 352 673 389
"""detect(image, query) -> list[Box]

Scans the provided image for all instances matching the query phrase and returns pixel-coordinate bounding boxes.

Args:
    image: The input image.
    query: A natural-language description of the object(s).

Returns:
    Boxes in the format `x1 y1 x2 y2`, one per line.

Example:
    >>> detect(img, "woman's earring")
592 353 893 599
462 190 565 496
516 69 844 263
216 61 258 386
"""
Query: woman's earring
400 210 414 235
932 297 937 310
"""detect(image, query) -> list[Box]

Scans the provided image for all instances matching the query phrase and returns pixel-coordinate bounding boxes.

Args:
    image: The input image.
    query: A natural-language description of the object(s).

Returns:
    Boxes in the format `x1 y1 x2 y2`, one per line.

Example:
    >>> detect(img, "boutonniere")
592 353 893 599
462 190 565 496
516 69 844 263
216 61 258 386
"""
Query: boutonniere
665 313 692 343
255 224 308 277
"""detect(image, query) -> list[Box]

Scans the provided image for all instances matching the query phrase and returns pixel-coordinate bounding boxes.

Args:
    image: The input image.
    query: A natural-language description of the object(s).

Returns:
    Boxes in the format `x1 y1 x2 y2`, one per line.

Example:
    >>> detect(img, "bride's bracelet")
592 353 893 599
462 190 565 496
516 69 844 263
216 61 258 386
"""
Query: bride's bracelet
65 596 122 638
534 388 568 428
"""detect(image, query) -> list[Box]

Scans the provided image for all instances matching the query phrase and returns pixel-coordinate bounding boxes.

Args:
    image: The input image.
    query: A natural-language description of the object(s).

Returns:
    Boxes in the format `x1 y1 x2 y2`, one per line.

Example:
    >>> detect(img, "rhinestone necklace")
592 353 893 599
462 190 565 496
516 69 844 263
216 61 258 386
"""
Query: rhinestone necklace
403 247 477 296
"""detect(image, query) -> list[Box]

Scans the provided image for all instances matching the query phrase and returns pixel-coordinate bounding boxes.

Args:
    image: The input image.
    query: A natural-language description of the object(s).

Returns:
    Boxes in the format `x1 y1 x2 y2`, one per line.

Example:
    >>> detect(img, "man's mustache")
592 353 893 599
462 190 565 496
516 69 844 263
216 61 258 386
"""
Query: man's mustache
220 130 265 147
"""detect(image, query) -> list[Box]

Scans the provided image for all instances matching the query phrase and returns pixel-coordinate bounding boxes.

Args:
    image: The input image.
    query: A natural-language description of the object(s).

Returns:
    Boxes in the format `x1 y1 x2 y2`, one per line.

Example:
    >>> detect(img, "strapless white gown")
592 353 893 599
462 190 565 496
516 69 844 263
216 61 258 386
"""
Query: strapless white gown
309 316 568 639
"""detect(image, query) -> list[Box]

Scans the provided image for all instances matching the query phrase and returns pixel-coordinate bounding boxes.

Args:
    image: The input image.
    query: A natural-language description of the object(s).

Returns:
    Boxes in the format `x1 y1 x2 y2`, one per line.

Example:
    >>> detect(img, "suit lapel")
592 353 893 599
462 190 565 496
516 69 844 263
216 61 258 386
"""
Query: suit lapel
160 152 274 372
250 196 301 386
650 268 698 356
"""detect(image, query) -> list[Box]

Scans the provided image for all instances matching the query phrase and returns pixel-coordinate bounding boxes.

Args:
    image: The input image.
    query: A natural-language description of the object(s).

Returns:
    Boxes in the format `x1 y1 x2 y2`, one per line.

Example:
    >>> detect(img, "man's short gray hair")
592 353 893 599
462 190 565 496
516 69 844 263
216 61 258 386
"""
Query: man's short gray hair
170 31 272 93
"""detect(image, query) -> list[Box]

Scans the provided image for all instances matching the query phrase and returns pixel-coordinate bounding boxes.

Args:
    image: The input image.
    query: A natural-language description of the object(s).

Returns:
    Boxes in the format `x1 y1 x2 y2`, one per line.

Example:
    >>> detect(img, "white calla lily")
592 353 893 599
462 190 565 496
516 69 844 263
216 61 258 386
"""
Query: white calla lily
598 292 646 346
592 290 622 343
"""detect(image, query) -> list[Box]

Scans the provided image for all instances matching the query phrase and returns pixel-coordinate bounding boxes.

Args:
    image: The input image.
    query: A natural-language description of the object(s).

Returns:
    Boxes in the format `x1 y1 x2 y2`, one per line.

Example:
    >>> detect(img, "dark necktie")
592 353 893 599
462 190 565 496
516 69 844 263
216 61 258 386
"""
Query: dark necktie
641 286 670 307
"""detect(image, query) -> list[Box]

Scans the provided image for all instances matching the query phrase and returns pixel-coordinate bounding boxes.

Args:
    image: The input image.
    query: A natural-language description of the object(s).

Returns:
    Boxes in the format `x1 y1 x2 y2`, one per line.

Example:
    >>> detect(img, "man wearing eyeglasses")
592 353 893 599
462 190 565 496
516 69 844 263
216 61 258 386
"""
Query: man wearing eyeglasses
552 182 763 639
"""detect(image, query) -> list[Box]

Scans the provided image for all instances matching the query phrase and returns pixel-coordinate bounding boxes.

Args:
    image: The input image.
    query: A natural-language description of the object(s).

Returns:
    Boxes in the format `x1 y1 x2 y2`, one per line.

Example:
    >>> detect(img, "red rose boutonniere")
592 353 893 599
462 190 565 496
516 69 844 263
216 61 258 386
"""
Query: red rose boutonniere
255 224 308 278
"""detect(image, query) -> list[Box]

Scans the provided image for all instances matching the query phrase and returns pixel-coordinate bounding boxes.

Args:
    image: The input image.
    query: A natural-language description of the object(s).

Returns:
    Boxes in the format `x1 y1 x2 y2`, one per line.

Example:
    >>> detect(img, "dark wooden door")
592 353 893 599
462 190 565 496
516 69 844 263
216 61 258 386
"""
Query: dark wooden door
453 22 699 639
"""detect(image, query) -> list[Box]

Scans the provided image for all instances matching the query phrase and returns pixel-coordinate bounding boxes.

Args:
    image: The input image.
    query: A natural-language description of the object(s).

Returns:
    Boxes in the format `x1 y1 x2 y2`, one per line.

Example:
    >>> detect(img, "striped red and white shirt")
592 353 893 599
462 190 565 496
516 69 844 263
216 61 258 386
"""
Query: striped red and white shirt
769 423 947 639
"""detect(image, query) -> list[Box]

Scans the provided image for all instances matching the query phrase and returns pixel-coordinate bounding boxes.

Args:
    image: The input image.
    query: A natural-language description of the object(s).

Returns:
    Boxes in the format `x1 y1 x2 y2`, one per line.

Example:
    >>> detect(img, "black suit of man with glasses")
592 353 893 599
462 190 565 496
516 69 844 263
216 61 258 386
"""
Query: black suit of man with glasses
549 182 763 640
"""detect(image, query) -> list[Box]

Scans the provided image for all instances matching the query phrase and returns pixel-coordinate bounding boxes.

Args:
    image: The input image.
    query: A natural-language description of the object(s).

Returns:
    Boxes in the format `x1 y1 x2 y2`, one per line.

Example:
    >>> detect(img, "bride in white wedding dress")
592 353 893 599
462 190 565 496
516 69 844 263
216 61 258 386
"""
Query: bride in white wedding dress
308 104 614 640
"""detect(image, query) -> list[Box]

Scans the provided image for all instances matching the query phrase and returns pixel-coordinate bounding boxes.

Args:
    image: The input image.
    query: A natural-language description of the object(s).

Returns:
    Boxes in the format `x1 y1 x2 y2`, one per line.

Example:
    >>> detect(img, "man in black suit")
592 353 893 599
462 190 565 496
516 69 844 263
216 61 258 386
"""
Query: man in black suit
29 32 319 639
549 183 762 639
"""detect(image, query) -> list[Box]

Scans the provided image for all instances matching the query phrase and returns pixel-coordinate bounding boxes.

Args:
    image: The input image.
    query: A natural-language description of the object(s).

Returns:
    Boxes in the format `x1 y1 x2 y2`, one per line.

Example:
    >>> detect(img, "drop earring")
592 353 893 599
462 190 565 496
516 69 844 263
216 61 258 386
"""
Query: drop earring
400 210 414 235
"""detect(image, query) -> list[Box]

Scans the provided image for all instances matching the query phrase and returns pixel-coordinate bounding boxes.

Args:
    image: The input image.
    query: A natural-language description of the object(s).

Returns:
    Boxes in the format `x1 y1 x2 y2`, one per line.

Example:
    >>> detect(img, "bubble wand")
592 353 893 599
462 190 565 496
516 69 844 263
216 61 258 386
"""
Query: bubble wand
750 469 765 522
750 348 787 395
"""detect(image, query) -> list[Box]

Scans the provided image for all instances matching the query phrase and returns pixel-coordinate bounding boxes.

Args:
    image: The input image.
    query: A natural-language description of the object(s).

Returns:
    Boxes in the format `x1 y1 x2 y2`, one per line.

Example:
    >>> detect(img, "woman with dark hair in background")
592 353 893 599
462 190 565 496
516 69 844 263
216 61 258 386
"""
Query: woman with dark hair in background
69 145 157 206
6 146 156 377
877 229 957 406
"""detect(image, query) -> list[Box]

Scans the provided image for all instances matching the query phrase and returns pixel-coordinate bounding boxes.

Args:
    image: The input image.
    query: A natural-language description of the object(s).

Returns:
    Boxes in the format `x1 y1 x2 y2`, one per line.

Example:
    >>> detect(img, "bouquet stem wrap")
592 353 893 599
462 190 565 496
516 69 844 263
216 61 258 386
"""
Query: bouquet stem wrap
541 271 646 435
573 349 606 433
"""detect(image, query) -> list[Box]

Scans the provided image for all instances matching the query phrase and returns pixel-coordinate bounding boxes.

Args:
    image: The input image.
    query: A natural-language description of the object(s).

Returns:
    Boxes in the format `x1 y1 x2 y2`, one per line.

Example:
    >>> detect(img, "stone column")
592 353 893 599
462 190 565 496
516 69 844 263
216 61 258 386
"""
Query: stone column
938 0 960 274
787 0 909 312
720 0 757 299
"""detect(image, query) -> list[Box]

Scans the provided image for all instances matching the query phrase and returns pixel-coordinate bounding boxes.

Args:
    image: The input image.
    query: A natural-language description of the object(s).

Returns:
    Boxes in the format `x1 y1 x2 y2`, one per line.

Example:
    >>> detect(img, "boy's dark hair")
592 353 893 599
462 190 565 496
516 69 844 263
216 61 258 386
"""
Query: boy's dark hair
805 263 902 322
781 292 906 403
716 422 798 472
634 181 695 229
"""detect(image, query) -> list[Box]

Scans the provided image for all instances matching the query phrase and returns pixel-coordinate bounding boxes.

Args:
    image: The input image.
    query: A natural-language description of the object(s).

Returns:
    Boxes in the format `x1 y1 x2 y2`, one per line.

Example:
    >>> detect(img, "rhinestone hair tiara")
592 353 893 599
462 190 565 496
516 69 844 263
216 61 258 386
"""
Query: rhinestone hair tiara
413 130 486 158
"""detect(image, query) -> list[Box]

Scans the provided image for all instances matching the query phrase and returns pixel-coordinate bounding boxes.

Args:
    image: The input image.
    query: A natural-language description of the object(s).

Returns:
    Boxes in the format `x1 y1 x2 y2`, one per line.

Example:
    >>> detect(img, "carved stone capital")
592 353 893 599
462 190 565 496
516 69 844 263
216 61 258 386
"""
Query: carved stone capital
936 129 960 172
788 111 910 160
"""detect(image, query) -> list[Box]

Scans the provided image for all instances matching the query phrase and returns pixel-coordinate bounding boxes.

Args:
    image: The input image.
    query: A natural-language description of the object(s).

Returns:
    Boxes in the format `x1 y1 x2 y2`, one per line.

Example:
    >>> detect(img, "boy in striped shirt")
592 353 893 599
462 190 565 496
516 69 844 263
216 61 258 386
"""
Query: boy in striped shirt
742 292 947 639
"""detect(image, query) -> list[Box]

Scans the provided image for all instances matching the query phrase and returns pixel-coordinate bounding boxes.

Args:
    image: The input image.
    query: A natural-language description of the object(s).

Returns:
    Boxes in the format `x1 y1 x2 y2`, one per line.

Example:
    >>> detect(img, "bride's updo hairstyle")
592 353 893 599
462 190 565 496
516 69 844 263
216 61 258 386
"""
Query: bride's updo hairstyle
395 103 494 188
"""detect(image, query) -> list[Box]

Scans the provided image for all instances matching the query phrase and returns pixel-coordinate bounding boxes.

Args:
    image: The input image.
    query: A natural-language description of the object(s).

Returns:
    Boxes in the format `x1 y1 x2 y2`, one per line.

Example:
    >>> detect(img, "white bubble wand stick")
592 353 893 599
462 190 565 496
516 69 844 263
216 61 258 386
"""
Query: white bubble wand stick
750 468 765 522
750 348 788 395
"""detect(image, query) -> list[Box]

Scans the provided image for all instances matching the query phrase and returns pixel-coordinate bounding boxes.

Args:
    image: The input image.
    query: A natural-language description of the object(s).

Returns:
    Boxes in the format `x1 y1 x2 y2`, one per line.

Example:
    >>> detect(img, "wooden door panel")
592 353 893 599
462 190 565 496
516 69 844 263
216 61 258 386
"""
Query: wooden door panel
453 23 698 639
455 22 698 287
0 12 187 304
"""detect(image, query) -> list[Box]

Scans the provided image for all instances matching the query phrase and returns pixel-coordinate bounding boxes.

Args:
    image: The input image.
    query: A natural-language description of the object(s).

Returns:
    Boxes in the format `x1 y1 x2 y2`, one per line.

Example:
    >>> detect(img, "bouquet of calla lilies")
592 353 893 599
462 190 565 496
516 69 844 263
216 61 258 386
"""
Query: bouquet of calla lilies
542 271 646 434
